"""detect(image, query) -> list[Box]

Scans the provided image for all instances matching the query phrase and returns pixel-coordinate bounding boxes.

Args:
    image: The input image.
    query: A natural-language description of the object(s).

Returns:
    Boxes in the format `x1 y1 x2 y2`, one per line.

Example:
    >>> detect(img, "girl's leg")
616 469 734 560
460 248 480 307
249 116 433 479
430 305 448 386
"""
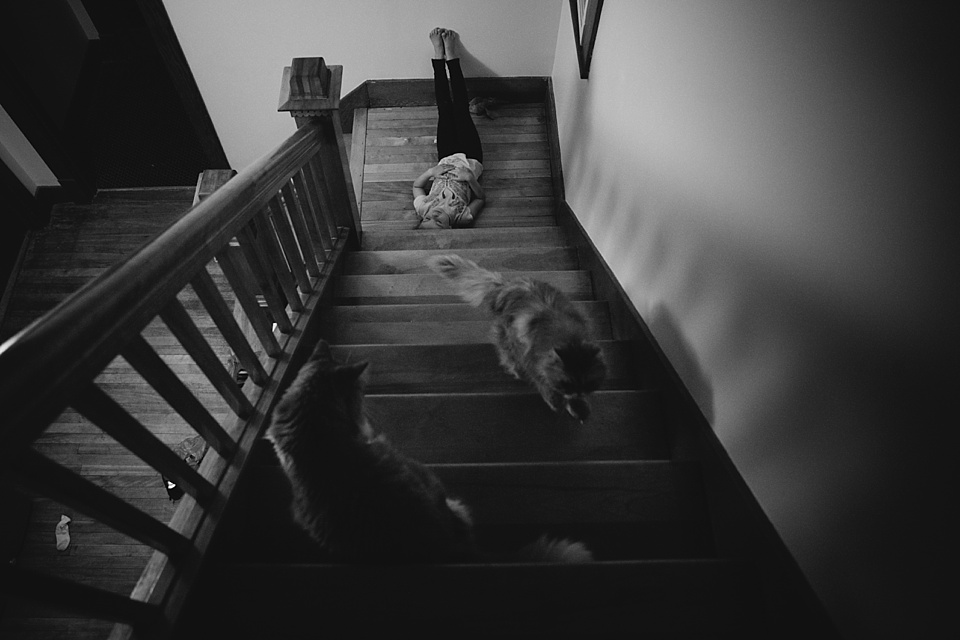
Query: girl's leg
445 58 483 163
433 58 458 161
442 30 483 163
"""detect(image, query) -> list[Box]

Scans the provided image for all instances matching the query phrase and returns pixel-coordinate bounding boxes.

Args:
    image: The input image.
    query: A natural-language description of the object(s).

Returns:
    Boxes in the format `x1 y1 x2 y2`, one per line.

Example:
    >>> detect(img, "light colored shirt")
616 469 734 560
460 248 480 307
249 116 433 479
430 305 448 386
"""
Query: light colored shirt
413 153 484 227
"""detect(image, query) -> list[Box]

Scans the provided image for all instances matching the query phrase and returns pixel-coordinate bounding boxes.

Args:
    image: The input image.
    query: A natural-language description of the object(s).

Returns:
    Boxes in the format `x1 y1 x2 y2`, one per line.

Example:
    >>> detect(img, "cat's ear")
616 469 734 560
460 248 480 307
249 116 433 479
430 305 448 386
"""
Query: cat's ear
339 361 369 381
311 339 333 361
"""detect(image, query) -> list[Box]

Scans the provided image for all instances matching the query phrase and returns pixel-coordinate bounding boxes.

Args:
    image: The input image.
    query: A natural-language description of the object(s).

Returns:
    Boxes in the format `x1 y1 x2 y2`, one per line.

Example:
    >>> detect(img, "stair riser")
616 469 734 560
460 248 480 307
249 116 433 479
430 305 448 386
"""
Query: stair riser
335 271 594 302
327 341 647 393
324 320 615 345
253 390 667 465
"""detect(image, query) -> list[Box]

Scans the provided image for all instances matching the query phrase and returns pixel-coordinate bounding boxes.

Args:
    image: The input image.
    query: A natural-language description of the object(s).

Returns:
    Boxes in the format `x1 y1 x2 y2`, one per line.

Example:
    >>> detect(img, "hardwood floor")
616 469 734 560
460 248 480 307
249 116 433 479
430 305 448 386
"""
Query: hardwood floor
358 104 555 229
1 188 233 640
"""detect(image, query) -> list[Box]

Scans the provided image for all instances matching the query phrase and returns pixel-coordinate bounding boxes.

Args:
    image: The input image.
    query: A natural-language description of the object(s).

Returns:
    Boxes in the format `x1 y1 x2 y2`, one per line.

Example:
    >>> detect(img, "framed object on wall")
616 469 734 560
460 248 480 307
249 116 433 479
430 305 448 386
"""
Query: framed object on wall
569 0 604 79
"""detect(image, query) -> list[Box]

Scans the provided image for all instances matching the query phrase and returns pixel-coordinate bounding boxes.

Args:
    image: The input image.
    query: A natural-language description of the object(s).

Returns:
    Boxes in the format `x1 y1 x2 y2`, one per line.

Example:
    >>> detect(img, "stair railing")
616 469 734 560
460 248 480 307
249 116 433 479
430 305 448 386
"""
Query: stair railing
0 58 356 639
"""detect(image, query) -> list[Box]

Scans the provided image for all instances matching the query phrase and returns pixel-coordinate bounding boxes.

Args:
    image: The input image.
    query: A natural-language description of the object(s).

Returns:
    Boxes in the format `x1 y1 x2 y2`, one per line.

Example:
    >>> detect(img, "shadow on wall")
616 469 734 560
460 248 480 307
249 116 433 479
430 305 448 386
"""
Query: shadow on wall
647 303 715 424
458 40 497 78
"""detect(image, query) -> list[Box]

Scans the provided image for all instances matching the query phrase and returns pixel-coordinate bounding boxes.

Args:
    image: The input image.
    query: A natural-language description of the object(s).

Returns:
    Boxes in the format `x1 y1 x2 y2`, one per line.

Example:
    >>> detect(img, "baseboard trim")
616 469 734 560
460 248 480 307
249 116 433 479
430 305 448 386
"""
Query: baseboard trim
340 77 549 133
543 75 838 633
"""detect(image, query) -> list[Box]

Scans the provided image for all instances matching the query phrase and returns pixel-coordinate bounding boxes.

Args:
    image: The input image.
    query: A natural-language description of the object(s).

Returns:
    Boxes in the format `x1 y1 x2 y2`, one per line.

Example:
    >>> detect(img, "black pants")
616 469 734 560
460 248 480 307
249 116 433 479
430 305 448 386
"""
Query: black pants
433 58 483 163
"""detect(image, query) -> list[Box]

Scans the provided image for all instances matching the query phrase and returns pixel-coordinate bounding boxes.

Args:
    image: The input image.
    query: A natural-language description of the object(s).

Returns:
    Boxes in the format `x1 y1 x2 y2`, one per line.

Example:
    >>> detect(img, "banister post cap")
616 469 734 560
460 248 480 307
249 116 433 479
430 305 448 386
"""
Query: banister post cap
279 57 343 119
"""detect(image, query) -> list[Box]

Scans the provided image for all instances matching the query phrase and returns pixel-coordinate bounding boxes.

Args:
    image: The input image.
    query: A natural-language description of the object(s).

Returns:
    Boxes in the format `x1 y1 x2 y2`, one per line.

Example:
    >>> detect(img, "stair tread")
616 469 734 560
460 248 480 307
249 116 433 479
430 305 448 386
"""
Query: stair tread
253 389 668 464
324 319 613 344
360 217 557 230
219 460 712 564
336 270 594 303
249 460 707 525
343 246 579 275
360 227 564 251
184 559 762 637
327 341 648 393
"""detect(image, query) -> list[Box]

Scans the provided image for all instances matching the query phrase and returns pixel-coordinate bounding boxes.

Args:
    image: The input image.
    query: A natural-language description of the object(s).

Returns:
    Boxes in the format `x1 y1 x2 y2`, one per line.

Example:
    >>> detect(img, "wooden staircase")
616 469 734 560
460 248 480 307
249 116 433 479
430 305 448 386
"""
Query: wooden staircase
0 71 837 638
174 97 774 637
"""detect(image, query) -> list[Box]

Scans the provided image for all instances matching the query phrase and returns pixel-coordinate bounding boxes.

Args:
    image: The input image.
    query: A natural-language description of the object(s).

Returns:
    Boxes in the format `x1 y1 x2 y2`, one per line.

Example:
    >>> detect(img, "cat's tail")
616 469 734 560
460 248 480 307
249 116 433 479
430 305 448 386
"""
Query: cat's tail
427 254 504 309
514 535 594 564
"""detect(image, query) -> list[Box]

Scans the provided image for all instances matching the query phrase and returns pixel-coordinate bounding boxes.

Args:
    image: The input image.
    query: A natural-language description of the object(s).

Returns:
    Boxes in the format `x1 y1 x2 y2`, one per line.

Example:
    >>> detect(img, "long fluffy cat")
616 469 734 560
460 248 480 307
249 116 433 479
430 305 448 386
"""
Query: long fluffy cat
265 339 592 564
427 254 606 421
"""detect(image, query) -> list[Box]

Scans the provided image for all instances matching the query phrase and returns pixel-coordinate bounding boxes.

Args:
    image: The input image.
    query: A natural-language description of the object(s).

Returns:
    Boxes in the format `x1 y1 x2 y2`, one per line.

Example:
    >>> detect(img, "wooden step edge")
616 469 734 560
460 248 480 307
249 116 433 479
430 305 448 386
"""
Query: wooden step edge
341 246 581 275
324 341 655 392
243 459 708 526
250 412 675 465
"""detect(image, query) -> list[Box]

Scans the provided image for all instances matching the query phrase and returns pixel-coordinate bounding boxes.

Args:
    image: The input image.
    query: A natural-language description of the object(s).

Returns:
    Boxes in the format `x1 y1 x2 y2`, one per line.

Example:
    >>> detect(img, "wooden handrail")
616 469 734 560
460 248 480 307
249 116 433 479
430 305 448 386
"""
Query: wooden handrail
0 58 359 638
0 123 322 460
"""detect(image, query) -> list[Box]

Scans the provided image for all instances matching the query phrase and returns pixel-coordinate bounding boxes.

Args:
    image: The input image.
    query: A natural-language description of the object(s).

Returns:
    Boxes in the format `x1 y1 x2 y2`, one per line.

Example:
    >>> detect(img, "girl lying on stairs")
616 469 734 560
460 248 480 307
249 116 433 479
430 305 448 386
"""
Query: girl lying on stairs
412 28 486 229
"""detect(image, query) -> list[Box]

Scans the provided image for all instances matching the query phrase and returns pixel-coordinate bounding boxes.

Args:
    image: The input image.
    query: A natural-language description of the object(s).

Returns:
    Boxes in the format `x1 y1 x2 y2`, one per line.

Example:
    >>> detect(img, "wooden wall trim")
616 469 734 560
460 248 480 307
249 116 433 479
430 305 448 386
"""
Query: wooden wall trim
349 107 368 206
543 77 835 633
544 77 566 204
338 76 548 134
339 81 369 133
554 195 836 635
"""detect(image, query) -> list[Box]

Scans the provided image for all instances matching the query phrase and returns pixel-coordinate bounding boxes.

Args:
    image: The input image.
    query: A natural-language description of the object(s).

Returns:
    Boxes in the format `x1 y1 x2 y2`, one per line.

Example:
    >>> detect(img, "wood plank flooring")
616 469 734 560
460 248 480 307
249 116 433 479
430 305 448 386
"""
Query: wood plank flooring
1 188 234 640
357 104 556 229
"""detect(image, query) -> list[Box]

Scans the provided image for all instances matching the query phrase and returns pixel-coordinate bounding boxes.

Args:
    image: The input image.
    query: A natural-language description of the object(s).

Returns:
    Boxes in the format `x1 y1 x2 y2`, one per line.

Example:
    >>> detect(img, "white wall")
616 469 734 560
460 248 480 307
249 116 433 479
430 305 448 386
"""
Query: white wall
163 0 562 170
553 2 955 637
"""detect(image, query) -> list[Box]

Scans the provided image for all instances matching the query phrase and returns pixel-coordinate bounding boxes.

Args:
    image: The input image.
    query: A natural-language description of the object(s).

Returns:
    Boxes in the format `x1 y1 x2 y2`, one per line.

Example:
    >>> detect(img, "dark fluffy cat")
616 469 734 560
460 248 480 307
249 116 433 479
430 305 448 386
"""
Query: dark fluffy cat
265 339 592 564
427 254 607 421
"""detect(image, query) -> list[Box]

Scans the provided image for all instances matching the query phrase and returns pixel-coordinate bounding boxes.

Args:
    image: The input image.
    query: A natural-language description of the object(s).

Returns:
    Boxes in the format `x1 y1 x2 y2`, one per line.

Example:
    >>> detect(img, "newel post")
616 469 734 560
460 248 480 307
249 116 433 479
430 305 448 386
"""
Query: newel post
279 57 361 248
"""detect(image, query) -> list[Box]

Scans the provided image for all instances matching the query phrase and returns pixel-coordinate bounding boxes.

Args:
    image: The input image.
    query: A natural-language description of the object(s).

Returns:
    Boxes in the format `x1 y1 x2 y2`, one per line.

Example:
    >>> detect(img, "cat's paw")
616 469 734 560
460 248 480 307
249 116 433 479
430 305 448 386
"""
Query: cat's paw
566 397 591 423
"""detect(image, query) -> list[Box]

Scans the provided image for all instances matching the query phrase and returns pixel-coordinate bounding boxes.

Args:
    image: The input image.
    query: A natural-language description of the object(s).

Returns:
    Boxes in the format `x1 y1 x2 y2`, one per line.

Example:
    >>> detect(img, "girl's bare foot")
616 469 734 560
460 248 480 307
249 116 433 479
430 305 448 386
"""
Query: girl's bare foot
442 29 460 61
429 27 445 59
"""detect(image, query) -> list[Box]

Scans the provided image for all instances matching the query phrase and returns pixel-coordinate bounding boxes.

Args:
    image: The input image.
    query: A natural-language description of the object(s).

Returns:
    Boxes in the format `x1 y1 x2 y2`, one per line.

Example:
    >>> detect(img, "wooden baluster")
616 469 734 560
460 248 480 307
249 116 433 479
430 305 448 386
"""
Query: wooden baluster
121 336 237 459
292 169 333 259
72 382 217 505
192 169 274 384
294 165 336 256
215 246 281 359
303 156 340 243
235 223 293 333
293 143 337 243
159 297 254 418
270 193 313 290
278 57 361 248
251 205 304 313
281 180 321 276
11 449 191 557
193 169 236 205
189 268 268 385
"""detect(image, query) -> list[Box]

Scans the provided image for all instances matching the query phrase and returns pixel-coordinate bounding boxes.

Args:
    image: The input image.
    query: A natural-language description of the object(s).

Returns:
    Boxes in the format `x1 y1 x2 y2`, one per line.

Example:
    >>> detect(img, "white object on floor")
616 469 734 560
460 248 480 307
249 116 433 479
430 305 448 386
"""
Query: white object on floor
55 514 71 551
